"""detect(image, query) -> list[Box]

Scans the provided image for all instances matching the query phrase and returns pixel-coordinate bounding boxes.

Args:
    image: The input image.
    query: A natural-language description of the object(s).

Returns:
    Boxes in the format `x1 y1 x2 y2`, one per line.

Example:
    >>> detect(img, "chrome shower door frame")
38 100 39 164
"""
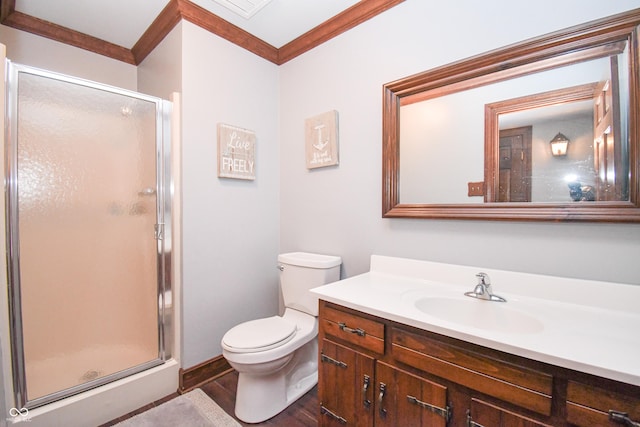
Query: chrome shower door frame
4 62 173 409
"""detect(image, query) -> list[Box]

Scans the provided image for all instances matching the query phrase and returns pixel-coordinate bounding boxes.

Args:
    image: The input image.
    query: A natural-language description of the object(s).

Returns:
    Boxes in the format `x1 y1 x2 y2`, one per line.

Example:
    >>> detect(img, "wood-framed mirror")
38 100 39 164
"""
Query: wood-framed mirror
382 9 640 222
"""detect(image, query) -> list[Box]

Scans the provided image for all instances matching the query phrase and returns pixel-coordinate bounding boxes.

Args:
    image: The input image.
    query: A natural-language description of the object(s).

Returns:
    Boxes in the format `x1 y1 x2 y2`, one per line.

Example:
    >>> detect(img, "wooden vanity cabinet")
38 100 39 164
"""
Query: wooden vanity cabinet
317 300 640 427
319 301 451 427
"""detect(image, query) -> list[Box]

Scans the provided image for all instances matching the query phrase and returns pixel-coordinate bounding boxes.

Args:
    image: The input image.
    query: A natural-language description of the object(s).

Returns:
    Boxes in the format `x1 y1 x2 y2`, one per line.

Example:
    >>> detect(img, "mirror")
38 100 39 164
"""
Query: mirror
382 9 640 222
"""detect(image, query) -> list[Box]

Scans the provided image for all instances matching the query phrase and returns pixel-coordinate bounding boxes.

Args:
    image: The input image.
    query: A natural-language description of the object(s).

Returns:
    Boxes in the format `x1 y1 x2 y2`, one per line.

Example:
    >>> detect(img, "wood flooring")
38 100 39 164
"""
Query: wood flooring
100 370 318 426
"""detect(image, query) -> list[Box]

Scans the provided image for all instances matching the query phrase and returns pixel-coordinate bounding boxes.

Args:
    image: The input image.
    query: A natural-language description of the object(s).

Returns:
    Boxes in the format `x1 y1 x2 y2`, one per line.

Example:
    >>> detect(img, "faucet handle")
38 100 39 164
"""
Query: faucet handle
467 272 506 302
476 272 491 285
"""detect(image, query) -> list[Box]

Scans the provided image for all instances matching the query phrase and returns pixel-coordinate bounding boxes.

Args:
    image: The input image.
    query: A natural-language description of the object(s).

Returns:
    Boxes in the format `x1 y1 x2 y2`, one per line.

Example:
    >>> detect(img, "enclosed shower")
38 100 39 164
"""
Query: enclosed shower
3 62 174 414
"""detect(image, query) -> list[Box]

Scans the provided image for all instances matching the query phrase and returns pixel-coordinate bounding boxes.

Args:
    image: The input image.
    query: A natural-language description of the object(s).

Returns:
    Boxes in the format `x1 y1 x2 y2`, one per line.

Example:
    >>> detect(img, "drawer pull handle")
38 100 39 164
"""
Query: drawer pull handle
320 353 348 368
610 410 640 427
378 382 387 417
339 322 366 336
466 410 486 427
320 405 347 424
363 375 371 409
407 395 451 422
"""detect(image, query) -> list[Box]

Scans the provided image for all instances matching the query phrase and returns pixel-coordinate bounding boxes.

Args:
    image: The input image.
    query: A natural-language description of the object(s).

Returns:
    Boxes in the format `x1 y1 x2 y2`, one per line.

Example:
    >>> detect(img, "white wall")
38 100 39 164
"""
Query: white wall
137 23 183 99
279 0 640 284
0 25 137 90
136 20 283 368
137 24 184 368
179 22 280 367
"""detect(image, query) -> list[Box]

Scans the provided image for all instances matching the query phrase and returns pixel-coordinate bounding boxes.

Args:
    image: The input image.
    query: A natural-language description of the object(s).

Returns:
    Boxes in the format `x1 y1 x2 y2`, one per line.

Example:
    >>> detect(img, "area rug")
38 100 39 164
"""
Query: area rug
115 388 241 427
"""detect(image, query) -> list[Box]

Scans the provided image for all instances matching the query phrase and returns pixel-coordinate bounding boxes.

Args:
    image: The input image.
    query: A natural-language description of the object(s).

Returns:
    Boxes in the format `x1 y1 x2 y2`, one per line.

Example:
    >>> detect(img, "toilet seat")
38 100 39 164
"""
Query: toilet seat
222 316 297 353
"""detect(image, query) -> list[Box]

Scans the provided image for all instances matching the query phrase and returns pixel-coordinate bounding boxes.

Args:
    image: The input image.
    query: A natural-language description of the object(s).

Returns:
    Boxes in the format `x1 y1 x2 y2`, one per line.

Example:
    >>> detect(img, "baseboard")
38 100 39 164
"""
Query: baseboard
178 355 233 393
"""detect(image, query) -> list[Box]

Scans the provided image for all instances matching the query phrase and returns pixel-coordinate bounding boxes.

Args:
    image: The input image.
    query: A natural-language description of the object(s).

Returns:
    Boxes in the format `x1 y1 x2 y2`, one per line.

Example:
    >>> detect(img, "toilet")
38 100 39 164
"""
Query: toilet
221 252 341 423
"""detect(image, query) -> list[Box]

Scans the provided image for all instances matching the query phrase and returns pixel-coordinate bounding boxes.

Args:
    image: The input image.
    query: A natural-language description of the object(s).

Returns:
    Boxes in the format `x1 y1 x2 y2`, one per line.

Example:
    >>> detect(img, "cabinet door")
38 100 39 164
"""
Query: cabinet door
375 361 450 427
319 339 375 426
468 398 553 427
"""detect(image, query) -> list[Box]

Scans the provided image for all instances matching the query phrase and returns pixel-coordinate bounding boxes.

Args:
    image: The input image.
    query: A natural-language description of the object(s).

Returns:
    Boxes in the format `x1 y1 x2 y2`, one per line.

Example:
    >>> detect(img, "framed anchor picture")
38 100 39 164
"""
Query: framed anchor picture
305 110 339 169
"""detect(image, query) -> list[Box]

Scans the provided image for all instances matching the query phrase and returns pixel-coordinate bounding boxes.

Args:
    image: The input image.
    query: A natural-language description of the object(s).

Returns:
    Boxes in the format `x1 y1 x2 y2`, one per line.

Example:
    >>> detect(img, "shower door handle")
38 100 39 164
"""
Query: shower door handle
154 223 164 240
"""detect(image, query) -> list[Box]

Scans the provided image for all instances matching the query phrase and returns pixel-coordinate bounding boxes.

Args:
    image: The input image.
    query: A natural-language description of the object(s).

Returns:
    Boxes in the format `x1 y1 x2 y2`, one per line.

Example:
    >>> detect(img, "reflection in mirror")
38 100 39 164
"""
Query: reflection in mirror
488 44 629 204
496 98 595 203
487 79 629 204
384 9 640 221
399 44 628 204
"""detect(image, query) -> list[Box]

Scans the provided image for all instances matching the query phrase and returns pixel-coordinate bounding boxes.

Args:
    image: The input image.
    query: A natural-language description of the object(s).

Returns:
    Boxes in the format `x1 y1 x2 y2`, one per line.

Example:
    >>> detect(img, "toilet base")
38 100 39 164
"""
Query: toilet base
233 339 318 423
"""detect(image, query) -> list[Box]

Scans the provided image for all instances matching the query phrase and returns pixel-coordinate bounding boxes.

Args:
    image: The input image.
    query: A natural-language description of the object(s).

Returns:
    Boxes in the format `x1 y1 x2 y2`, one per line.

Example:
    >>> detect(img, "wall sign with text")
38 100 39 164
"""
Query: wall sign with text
305 110 339 169
217 123 256 180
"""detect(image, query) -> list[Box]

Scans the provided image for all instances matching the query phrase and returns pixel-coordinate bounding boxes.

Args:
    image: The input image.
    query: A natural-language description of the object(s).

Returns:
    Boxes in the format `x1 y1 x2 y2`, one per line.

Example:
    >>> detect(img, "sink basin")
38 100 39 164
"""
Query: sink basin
414 297 544 334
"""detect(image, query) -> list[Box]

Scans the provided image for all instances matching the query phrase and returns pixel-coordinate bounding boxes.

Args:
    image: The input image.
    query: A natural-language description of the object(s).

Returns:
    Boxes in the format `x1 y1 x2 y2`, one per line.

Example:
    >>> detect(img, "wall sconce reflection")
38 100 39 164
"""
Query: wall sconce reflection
550 132 570 156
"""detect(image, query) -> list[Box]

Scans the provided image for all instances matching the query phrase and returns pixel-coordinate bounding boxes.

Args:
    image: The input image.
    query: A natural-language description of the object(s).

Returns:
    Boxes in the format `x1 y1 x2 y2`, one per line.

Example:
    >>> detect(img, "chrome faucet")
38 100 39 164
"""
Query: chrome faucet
464 272 506 302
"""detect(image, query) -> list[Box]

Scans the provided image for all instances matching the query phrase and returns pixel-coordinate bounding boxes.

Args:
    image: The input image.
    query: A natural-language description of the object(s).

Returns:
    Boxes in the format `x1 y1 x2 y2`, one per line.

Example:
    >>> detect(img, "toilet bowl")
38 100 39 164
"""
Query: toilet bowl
222 308 318 423
221 252 341 423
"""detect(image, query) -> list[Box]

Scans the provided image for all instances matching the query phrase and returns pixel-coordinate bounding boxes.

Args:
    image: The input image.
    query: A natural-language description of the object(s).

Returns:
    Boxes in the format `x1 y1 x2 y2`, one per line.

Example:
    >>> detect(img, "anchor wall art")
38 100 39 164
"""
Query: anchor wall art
305 110 339 169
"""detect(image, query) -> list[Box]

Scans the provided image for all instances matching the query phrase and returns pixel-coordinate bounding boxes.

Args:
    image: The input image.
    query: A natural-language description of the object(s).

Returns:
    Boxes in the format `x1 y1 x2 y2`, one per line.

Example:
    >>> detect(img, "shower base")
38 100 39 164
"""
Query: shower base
26 344 158 402
18 359 179 427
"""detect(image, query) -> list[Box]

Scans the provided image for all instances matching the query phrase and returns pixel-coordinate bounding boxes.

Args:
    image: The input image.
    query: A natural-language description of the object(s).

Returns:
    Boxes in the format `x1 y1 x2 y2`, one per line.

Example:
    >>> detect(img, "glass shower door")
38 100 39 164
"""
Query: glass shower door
6 64 171 408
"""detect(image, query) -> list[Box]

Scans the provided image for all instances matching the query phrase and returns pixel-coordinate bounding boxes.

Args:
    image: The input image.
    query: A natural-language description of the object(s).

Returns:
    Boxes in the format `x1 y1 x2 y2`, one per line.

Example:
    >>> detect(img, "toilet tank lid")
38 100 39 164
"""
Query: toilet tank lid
278 252 341 269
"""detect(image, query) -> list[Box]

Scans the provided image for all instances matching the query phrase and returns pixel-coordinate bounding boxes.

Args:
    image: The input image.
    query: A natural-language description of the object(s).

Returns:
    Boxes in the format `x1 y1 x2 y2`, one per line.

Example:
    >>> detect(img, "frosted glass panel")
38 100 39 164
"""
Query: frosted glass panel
15 72 160 400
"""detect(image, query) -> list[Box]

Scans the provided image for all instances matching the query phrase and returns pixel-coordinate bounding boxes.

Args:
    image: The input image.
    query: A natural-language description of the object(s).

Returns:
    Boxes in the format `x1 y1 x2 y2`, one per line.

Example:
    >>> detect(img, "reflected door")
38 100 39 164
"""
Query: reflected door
498 127 532 202
7 65 168 407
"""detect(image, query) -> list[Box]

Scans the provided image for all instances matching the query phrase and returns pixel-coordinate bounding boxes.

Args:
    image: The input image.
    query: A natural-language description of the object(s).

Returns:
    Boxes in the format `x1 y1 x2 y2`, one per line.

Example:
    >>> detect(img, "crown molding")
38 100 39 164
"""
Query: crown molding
131 0 182 64
0 0 404 66
176 0 278 64
278 0 404 64
0 0 135 64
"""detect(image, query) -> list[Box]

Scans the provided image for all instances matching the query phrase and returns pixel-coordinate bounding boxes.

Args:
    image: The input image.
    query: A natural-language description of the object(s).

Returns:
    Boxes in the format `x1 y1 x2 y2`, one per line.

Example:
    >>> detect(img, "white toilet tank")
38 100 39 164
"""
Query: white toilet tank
278 252 341 316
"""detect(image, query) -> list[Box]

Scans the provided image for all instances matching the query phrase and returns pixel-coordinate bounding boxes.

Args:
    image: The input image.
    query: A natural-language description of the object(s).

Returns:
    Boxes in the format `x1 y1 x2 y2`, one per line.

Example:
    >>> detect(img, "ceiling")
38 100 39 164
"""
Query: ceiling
1 0 402 65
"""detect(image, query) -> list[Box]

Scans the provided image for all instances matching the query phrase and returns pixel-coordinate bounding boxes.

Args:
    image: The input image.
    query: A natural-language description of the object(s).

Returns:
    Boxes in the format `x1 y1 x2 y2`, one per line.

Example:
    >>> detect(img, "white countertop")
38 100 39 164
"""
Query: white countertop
311 255 640 386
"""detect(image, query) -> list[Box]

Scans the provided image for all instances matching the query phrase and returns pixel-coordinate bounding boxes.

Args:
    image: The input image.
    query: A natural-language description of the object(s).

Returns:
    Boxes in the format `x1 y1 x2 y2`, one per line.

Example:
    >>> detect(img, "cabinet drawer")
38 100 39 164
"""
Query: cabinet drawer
469 398 553 427
391 327 553 416
566 380 640 427
320 303 385 355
